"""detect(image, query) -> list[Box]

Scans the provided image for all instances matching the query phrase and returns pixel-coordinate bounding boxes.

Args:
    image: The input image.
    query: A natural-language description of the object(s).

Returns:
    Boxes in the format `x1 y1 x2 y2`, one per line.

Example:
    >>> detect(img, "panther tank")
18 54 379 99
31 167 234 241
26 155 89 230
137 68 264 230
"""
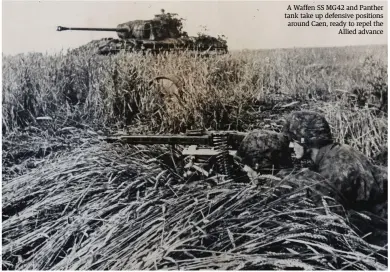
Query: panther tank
57 10 228 55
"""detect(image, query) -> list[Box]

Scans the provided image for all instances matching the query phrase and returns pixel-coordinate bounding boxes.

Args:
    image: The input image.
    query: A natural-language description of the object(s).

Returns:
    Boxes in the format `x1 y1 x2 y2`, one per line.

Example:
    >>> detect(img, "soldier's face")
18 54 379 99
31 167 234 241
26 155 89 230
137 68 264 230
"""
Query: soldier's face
289 141 305 159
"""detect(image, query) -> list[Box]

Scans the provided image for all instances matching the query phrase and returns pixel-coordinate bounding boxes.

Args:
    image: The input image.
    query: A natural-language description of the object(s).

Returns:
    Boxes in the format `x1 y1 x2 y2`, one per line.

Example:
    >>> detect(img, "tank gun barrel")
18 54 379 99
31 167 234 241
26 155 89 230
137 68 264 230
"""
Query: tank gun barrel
57 26 128 32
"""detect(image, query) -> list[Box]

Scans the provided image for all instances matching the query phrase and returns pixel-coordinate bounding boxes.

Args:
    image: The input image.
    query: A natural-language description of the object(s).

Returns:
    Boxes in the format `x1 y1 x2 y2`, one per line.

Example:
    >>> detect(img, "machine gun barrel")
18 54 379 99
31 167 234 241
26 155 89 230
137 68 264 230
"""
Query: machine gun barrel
101 131 247 149
57 26 128 32
103 135 212 146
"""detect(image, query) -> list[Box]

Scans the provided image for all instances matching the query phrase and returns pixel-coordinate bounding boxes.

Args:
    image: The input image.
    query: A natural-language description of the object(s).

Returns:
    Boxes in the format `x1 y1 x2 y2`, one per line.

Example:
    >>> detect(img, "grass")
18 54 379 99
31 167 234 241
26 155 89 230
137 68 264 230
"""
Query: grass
3 46 387 134
2 44 388 270
2 144 387 270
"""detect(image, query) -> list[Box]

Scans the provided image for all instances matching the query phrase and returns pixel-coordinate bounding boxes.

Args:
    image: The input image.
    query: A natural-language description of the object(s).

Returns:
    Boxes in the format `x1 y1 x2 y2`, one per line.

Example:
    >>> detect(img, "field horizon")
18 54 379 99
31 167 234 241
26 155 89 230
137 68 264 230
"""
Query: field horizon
3 42 388 57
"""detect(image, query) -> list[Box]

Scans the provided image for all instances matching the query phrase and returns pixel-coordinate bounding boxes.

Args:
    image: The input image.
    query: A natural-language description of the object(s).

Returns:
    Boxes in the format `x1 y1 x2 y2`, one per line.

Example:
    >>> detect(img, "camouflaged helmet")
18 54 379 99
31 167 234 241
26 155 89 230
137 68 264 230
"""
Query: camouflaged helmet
282 111 333 148
236 129 293 172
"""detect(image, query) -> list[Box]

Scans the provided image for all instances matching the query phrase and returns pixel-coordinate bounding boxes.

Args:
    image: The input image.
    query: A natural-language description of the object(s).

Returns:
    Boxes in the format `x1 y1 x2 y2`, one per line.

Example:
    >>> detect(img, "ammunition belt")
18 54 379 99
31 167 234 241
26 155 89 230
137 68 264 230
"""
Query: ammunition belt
212 133 232 178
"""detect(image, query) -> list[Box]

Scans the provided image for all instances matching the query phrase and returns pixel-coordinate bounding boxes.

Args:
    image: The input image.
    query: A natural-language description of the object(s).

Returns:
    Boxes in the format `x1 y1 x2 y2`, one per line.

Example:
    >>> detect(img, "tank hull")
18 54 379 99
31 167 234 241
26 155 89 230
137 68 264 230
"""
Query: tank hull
75 36 228 56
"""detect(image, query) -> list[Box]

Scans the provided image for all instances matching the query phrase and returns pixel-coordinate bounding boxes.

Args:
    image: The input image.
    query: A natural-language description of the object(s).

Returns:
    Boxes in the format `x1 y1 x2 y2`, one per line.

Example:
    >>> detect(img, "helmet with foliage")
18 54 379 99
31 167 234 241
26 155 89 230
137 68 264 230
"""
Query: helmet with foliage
236 129 293 172
282 111 333 148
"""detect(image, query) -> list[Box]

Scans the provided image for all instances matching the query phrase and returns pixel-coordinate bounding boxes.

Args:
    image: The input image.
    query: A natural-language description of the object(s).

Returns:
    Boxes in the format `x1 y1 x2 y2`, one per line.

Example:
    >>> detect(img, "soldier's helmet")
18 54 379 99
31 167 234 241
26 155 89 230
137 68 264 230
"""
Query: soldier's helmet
282 111 333 148
236 129 293 173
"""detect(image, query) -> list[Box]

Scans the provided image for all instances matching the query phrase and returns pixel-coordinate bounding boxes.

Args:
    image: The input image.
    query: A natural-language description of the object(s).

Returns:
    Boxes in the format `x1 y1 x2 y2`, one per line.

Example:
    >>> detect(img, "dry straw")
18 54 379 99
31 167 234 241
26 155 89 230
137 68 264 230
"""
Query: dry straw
2 142 387 270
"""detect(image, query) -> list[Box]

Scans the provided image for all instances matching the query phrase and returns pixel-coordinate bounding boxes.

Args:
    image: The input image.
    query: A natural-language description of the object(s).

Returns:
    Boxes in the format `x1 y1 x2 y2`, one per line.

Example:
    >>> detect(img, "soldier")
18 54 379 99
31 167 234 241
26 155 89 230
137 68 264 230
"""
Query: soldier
282 110 387 216
235 129 294 179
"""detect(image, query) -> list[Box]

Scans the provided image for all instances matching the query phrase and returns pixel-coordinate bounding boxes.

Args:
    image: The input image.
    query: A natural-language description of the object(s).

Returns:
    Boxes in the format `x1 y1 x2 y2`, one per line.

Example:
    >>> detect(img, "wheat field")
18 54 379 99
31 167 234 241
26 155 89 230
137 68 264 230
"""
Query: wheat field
2 44 388 270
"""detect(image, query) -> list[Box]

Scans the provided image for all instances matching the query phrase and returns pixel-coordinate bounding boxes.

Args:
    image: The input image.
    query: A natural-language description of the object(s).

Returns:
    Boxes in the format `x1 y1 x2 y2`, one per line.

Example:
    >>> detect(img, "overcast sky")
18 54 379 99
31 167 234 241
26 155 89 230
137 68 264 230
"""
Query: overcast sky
2 0 388 55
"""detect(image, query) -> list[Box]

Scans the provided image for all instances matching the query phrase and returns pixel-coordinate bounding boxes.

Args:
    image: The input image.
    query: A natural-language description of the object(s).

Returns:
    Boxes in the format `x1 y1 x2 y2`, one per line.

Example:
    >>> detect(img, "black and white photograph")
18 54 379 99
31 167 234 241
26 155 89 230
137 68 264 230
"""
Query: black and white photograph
2 0 388 270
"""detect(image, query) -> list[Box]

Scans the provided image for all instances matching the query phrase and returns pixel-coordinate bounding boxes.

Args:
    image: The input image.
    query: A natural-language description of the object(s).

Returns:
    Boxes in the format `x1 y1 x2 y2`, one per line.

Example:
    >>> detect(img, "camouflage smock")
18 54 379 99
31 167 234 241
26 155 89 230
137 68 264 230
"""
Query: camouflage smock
236 129 293 174
295 142 387 215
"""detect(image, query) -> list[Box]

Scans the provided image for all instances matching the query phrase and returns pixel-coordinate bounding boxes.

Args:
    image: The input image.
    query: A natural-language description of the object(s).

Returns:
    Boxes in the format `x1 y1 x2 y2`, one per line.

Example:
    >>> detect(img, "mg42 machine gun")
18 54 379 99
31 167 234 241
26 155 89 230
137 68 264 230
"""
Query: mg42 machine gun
101 130 248 181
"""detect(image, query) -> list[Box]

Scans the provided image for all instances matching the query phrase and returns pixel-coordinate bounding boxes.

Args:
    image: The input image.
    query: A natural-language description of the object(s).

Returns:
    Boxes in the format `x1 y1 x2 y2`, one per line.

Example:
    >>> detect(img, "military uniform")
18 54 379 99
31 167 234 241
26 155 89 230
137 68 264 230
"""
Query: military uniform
314 143 385 209
287 143 387 214
282 111 387 216
236 129 293 175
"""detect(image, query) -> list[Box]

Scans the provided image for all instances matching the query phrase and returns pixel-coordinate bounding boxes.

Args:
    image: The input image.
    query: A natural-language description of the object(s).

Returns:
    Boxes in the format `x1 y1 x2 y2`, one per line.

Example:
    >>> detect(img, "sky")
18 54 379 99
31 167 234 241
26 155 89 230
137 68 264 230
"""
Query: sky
2 0 388 55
